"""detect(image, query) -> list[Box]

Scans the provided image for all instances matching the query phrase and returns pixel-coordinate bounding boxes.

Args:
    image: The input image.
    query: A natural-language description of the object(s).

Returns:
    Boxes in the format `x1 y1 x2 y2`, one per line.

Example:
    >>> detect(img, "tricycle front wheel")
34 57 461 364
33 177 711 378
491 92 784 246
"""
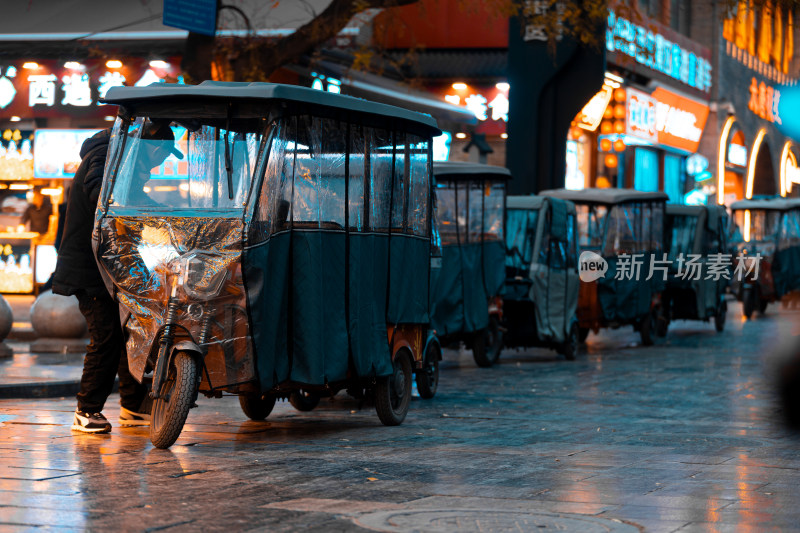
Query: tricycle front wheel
150 351 198 449
239 394 277 420
375 351 412 426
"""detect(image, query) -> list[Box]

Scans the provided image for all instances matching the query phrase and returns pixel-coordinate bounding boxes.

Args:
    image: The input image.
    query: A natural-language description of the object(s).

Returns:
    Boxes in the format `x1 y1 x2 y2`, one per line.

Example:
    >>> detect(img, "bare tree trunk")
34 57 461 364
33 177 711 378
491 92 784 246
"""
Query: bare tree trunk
182 32 216 84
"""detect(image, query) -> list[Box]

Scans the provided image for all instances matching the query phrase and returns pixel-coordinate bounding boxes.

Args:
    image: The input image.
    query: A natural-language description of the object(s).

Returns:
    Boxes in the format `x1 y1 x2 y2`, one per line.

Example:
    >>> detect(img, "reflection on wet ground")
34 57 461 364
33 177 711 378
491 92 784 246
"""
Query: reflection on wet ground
1 300 800 531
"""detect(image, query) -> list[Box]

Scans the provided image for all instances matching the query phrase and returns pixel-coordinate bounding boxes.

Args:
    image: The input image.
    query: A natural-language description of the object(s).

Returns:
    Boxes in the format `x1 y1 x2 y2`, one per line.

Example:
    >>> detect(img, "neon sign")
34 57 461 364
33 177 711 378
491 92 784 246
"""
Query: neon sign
748 77 781 124
607 9 712 93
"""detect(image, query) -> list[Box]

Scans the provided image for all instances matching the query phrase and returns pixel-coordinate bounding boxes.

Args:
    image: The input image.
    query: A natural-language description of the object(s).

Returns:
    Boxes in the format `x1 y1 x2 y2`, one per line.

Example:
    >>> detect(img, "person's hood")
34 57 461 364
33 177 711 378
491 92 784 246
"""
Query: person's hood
79 128 112 159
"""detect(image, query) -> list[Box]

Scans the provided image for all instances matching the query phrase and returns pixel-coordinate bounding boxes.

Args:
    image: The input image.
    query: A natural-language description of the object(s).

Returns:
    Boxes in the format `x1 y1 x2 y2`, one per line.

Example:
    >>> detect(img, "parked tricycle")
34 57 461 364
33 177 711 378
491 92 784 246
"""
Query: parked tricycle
660 205 730 333
429 162 510 367
95 81 441 448
502 195 580 359
729 198 800 318
540 188 668 346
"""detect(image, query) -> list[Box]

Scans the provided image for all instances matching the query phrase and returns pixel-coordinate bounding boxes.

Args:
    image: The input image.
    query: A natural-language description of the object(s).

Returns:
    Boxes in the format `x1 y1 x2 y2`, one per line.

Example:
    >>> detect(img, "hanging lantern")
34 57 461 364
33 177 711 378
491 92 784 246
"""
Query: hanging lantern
614 104 626 119
614 88 626 102
596 176 612 188
613 139 626 152
603 106 614 119
600 138 612 152
600 121 613 134
614 121 625 133
604 154 618 168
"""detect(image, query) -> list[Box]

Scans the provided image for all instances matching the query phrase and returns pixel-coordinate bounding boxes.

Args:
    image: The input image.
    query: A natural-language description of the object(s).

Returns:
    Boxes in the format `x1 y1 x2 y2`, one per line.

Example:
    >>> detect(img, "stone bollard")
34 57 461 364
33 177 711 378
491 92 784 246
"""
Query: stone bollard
30 290 88 353
0 294 13 358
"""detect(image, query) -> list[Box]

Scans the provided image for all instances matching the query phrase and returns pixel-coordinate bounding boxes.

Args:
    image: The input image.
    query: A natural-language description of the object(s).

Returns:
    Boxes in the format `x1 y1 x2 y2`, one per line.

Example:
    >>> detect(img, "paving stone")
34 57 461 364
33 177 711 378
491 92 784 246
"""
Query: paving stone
0 301 799 530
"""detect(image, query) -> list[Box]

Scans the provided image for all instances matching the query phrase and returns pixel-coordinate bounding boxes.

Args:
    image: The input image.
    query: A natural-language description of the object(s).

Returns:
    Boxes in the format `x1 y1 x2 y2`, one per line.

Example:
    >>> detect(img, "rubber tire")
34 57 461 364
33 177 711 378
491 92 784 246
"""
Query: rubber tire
289 390 320 412
150 351 198 449
375 351 412 426
743 287 756 319
714 301 727 333
560 323 579 361
415 343 440 399
239 394 277 420
639 308 657 347
472 316 503 368
578 327 590 343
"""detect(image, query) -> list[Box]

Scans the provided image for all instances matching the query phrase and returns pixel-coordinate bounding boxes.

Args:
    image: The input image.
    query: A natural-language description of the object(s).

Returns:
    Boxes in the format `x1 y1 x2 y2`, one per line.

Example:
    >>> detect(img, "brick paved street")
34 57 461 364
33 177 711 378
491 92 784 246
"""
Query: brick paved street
1 300 799 532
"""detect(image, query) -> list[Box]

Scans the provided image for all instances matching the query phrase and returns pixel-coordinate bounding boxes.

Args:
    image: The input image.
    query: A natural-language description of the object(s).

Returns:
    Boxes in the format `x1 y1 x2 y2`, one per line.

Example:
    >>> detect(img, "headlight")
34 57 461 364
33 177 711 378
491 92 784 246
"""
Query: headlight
178 251 229 300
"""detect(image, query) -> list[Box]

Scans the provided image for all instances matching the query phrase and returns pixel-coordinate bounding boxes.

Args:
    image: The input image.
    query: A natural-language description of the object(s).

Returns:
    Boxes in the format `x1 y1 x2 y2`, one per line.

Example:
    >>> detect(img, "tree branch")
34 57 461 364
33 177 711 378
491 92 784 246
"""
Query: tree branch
235 0 419 80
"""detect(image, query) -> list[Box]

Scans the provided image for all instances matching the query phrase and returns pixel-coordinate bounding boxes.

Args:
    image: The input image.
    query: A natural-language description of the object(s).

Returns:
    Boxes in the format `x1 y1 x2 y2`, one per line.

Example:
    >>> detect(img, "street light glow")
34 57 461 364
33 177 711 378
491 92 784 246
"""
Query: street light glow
64 61 84 69
452 82 467 90
149 60 170 69
22 62 38 70
106 60 123 68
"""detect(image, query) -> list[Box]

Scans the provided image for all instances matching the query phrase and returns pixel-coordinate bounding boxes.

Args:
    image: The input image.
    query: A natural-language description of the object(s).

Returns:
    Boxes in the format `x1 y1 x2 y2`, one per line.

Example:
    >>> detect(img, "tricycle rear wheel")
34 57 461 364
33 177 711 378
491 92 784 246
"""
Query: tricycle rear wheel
289 390 320 412
150 351 198 449
578 327 590 343
472 316 503 368
559 322 579 361
375 350 412 426
639 308 657 346
239 394 277 420
415 342 440 399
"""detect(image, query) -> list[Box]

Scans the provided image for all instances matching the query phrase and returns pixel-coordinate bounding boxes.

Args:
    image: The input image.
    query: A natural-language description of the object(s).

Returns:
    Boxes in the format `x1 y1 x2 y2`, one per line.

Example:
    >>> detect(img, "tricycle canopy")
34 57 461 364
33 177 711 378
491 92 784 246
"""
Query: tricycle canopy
94 82 439 394
430 161 509 337
730 197 800 299
540 188 667 329
663 204 729 323
504 195 578 345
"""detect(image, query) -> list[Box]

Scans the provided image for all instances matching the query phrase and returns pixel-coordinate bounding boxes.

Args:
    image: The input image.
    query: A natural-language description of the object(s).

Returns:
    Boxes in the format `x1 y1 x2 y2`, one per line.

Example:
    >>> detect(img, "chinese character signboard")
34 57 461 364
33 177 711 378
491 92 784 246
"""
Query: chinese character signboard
163 0 218 36
607 9 712 95
626 88 657 142
0 59 181 120
626 87 710 152
436 83 509 135
748 77 782 124
651 87 709 153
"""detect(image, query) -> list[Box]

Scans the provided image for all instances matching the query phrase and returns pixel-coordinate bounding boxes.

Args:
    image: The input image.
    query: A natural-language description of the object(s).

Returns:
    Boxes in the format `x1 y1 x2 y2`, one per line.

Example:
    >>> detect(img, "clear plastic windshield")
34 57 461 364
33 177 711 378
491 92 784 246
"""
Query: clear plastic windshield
733 209 781 243
103 117 264 216
575 204 607 251
505 208 538 270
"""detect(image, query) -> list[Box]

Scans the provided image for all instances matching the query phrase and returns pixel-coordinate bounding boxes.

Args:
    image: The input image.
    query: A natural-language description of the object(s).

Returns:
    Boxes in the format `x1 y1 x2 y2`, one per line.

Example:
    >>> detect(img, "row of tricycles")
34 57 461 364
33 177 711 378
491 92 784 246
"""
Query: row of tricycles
92 81 799 449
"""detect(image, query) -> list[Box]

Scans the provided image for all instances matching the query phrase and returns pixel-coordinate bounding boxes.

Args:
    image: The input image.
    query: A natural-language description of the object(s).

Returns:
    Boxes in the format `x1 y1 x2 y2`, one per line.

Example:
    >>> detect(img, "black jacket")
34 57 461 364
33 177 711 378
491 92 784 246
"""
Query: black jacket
53 129 111 296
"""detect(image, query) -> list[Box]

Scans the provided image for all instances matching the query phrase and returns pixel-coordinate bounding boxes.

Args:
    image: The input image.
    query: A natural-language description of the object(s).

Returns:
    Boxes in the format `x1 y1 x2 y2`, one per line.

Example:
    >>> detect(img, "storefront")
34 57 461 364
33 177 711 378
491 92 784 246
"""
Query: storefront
0 57 182 293
561 8 714 204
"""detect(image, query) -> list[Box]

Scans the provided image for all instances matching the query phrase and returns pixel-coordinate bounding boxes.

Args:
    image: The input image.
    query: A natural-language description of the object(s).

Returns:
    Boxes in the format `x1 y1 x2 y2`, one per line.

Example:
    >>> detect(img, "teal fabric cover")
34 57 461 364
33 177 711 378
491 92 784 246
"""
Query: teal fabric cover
430 240 505 336
597 255 664 322
774 246 800 298
243 231 428 391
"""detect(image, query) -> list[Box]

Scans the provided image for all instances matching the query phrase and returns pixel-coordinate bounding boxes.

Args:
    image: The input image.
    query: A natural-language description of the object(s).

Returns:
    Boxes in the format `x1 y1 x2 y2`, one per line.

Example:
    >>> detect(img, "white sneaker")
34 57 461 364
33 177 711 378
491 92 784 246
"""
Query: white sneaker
119 406 151 427
71 410 112 434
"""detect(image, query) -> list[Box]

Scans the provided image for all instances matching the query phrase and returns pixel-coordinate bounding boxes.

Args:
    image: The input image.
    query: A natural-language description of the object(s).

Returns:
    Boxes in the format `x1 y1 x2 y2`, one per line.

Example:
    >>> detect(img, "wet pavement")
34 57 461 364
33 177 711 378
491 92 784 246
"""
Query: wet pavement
1 299 800 532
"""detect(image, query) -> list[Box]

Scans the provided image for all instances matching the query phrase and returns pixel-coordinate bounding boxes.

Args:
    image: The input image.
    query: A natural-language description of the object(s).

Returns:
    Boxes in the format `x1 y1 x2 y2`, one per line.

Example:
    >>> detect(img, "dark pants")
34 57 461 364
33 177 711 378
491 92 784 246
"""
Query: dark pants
76 291 146 413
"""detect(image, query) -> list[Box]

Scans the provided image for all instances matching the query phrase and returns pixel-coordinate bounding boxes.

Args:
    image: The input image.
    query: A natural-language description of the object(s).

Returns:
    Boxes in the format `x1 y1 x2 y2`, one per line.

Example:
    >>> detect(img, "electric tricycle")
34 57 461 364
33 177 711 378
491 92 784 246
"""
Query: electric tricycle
430 162 510 367
503 195 580 359
95 81 441 448
660 204 730 333
729 198 800 318
540 188 668 346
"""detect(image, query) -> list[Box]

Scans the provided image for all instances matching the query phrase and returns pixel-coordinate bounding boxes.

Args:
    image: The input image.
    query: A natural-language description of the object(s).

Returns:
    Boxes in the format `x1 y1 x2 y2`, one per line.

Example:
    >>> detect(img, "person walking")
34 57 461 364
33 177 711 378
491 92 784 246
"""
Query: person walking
52 128 152 433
